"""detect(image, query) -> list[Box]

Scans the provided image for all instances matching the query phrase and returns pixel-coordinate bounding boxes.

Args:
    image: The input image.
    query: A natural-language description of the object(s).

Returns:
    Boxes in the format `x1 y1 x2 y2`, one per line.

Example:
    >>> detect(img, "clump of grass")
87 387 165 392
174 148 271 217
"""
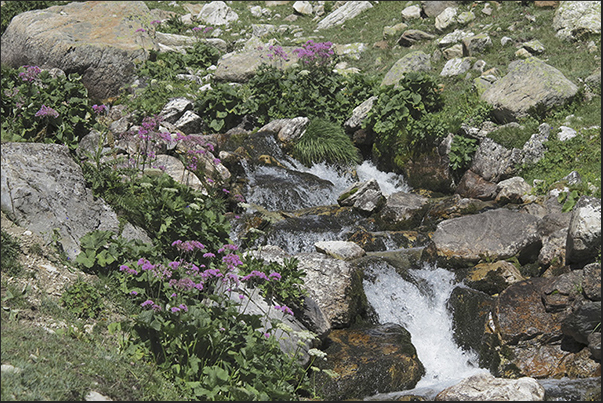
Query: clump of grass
293 118 361 167
487 116 541 149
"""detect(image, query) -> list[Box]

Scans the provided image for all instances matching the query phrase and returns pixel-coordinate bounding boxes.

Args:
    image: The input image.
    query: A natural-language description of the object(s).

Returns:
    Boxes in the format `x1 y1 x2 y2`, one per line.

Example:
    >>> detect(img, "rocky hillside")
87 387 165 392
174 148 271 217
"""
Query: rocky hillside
1 1 601 401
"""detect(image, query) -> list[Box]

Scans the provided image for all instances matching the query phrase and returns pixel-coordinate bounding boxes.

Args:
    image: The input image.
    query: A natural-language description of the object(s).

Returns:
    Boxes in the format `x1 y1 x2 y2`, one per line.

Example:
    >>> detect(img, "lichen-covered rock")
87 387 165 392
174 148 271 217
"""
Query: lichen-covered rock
481 57 578 123
1 1 156 100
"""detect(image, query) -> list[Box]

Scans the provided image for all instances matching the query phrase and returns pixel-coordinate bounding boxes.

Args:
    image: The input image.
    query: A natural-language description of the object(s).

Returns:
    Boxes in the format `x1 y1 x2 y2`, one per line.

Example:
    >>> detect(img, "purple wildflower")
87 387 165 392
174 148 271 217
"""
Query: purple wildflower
141 299 154 308
274 304 294 316
18 65 42 82
269 272 282 281
92 104 108 114
35 105 59 118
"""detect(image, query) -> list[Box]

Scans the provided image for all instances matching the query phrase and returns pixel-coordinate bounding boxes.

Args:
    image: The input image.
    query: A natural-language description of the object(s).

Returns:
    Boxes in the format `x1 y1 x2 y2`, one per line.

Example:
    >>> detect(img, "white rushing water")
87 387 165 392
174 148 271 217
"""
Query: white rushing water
242 159 411 211
293 159 411 199
363 261 489 397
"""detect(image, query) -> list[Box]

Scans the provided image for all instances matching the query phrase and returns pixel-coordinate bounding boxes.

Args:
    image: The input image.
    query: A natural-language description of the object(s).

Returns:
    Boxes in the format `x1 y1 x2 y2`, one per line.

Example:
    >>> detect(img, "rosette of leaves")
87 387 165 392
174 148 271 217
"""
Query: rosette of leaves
292 118 361 167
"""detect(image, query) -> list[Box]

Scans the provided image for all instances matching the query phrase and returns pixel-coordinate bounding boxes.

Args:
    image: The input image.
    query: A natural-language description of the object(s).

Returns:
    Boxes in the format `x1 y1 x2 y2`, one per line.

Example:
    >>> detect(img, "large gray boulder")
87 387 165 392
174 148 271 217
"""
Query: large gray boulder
197 1 239 26
316 1 373 30
1 143 151 261
246 245 367 334
214 47 299 82
423 208 541 268
1 1 156 100
481 57 578 123
381 50 432 87
552 1 601 41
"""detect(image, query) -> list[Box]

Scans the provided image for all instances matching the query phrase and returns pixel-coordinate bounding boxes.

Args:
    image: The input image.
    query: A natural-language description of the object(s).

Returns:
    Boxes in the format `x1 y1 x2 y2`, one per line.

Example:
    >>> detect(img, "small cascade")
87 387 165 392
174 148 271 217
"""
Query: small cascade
241 158 410 212
363 260 489 398
236 158 412 254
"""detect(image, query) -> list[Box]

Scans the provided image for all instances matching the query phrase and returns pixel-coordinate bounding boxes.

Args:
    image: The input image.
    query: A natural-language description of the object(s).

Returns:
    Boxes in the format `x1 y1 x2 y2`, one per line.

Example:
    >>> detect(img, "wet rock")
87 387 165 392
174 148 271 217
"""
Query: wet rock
315 323 425 400
422 208 541 268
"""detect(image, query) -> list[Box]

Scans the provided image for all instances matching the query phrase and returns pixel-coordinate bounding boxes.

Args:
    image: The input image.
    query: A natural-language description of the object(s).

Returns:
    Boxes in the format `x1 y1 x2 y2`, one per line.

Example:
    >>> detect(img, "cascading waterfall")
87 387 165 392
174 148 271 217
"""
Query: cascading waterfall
236 156 598 400
363 260 490 399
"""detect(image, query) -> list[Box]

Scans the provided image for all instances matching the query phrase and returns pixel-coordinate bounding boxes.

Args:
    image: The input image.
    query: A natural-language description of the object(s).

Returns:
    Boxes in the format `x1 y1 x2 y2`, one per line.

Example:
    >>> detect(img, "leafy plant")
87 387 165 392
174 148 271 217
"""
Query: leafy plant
60 277 104 319
557 189 580 213
138 42 221 82
363 72 445 171
1 229 23 276
292 118 361 167
1 64 93 150
194 81 251 133
114 240 322 400
75 230 159 274
449 135 478 172
239 255 307 309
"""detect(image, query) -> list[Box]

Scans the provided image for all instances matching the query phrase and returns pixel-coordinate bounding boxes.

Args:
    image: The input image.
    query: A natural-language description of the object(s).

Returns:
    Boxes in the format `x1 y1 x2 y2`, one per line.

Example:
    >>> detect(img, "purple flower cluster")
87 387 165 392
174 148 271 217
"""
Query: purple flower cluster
18 65 42 82
240 270 282 282
274 304 294 316
120 264 139 275
293 40 334 67
92 104 108 114
35 105 59 118
192 26 213 34
172 239 205 252
266 45 289 62
141 299 162 311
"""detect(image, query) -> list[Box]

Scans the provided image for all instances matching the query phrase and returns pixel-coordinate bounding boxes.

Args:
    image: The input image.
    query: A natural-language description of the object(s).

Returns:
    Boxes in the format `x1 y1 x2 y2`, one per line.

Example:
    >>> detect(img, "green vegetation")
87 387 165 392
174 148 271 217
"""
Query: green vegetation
1 65 92 150
1 229 23 276
363 72 446 171
293 117 361 167
59 277 104 319
1 0 601 400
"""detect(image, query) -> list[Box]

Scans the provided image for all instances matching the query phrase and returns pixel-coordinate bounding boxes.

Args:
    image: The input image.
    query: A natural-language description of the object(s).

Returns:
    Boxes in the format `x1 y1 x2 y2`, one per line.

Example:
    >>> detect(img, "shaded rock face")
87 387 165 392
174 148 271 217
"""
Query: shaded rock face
448 286 494 355
315 323 425 401
455 169 498 200
482 273 601 379
403 150 453 193
0 143 151 260
1 1 156 101
376 191 430 231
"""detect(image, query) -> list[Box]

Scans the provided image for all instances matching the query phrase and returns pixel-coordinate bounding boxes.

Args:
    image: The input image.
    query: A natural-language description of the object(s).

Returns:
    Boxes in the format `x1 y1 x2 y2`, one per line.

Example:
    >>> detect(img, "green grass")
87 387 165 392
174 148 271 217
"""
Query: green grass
1 312 183 401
